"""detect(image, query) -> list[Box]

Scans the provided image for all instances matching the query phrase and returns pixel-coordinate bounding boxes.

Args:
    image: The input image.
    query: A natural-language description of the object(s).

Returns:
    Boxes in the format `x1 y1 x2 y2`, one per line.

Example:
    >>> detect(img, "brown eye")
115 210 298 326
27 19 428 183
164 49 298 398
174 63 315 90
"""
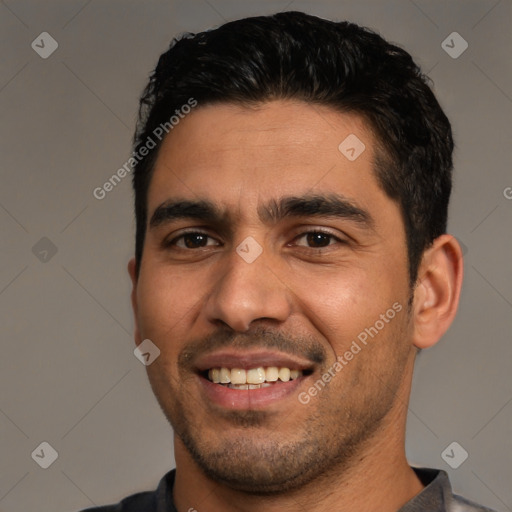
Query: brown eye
170 232 220 249
306 232 332 247
182 233 208 248
295 231 341 248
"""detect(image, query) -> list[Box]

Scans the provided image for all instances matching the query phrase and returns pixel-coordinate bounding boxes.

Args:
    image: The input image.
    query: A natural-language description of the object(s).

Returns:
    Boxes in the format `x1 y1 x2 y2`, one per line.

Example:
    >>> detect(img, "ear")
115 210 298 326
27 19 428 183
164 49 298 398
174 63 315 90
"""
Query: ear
412 234 464 349
128 258 142 346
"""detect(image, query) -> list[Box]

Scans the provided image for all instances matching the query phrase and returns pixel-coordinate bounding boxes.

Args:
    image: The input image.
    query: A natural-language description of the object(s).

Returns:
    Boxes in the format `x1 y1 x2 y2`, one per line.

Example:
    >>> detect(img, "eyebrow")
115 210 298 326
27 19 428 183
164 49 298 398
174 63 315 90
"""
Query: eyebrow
149 199 226 229
149 194 374 230
259 194 373 227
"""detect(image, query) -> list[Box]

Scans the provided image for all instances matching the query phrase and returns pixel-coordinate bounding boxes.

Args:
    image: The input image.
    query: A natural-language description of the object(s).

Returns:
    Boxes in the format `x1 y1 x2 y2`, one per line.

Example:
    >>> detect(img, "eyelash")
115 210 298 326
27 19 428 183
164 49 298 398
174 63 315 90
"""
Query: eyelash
165 229 345 250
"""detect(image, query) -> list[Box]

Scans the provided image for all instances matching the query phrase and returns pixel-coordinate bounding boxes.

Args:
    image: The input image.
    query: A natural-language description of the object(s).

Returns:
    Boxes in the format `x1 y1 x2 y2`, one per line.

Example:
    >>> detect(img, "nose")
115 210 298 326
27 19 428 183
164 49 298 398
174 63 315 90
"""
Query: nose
203 245 293 332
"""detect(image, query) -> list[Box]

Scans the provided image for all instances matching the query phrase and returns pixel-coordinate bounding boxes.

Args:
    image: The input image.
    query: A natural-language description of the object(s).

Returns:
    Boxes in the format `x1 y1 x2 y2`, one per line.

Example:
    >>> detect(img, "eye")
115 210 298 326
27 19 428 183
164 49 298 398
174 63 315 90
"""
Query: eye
168 231 220 249
293 230 344 248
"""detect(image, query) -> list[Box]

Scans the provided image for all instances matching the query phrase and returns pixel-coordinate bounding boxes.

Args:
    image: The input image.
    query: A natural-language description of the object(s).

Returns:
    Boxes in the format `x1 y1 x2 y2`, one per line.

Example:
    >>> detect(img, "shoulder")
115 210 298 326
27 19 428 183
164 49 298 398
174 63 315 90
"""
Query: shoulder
449 493 497 512
79 490 157 512
76 469 176 512
410 467 497 512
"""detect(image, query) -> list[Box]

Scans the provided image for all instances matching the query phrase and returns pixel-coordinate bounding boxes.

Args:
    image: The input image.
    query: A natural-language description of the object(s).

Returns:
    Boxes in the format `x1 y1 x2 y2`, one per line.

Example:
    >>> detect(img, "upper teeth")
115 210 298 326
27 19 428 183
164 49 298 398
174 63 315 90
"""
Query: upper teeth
208 367 302 384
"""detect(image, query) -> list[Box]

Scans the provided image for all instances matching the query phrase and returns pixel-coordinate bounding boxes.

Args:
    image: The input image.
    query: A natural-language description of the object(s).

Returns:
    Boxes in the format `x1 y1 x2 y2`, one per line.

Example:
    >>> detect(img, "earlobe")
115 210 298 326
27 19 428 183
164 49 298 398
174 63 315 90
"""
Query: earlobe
127 258 142 345
412 234 464 350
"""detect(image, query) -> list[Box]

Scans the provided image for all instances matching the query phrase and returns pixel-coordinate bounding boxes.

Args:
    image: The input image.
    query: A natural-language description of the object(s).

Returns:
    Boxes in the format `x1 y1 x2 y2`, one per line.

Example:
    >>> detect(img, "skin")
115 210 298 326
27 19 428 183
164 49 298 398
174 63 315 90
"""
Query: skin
128 100 463 512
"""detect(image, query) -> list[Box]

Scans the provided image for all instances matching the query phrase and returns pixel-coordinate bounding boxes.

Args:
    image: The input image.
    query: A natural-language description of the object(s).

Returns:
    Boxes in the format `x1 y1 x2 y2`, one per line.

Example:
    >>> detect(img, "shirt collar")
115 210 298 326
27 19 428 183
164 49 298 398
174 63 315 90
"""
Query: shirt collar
156 467 450 512
398 467 452 511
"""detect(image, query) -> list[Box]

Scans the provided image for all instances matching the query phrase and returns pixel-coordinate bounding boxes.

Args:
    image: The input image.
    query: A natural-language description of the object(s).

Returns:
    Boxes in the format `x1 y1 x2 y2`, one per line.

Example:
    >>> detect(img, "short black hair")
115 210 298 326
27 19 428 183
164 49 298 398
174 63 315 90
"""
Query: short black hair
131 10 454 286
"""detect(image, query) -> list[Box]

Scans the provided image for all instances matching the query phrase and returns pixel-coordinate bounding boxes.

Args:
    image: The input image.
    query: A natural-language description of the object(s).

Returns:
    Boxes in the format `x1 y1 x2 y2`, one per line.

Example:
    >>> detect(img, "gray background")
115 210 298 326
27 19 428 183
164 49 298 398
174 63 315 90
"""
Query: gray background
0 0 511 511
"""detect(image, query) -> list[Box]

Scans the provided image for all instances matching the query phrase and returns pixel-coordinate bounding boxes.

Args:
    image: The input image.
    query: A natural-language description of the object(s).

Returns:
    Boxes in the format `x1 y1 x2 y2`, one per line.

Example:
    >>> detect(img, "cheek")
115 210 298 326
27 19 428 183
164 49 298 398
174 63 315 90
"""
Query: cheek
136 267 199 341
291 266 405 355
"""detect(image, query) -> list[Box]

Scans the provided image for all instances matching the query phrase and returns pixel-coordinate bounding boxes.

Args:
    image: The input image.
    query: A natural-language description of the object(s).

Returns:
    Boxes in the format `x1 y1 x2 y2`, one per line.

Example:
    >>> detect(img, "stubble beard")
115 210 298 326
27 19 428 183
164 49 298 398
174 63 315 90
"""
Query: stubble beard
153 370 403 495
149 312 413 495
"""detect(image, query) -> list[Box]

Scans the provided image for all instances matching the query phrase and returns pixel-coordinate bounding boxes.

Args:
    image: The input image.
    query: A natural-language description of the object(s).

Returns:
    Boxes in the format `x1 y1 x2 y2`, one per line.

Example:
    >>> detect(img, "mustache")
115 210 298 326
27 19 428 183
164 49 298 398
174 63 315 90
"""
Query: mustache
178 325 327 370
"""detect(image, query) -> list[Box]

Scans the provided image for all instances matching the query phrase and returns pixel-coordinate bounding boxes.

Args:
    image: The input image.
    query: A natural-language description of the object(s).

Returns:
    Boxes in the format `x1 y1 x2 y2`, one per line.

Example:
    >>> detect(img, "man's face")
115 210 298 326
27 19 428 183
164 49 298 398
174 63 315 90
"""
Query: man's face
130 100 417 493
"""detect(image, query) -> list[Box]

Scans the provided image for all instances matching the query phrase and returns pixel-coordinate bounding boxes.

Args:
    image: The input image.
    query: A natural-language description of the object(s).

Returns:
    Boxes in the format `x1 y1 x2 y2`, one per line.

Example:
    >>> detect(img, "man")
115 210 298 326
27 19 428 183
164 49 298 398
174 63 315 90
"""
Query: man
83 10 495 512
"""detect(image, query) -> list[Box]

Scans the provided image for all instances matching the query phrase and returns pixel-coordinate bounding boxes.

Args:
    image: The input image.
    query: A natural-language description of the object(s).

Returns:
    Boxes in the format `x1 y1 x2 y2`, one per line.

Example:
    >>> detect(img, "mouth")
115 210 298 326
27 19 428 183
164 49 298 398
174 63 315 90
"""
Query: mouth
203 366 312 390
194 351 316 409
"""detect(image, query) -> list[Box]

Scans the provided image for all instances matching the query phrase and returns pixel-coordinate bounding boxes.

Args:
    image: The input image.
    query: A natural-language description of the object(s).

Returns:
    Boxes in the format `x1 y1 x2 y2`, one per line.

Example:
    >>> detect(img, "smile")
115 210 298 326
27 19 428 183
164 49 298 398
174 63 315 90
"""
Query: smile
206 366 304 389
194 350 316 409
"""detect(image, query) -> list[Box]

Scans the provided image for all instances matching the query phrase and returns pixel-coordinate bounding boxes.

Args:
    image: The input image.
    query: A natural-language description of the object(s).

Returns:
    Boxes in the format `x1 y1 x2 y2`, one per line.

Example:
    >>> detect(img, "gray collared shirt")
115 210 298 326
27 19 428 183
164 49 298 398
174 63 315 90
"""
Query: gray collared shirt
80 467 496 511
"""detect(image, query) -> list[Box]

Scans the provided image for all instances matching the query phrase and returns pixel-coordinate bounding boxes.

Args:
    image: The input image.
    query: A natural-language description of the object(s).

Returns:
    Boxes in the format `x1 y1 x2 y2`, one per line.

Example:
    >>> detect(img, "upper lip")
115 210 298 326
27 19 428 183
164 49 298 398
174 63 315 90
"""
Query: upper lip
194 350 316 372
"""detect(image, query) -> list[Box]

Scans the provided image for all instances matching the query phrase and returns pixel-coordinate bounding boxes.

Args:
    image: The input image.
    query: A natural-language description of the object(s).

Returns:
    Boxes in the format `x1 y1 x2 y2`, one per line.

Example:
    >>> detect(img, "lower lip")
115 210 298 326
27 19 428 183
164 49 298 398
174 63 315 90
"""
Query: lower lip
199 375 305 410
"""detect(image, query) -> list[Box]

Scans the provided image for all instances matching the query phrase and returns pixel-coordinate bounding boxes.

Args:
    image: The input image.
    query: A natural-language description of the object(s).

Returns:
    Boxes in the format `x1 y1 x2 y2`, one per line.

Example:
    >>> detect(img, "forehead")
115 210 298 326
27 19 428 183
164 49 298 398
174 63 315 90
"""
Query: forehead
147 100 385 217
